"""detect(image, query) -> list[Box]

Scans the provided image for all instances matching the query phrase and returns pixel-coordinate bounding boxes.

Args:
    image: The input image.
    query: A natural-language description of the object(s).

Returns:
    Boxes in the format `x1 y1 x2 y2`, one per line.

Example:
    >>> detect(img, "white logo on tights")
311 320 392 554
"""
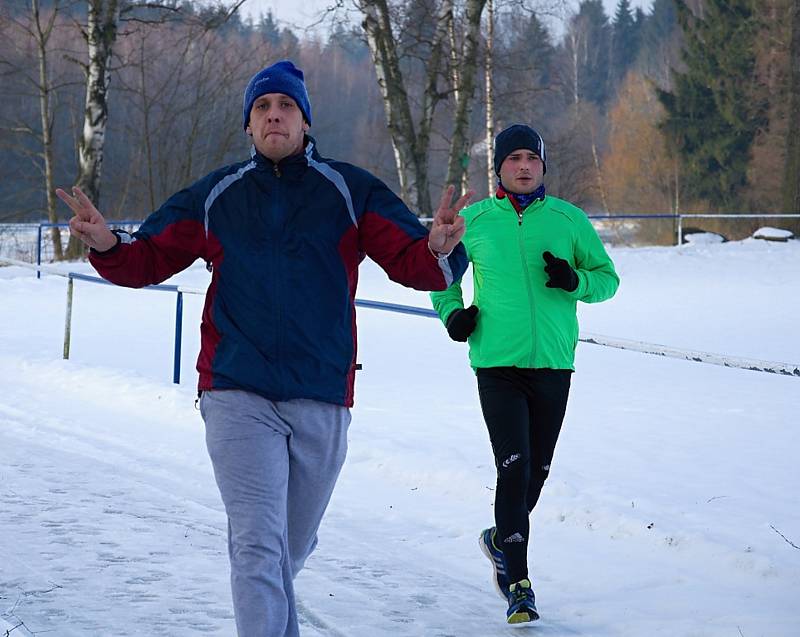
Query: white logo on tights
502 453 521 468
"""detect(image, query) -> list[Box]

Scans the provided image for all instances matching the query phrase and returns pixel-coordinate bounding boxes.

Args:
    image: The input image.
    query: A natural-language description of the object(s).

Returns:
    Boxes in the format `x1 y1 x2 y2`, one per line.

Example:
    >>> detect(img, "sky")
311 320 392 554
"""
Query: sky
240 0 657 34
1 234 799 635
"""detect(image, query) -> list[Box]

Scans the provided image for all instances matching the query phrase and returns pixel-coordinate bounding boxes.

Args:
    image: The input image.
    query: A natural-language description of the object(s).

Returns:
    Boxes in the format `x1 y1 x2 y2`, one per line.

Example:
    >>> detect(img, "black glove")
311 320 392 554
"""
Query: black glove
543 251 578 292
446 305 479 342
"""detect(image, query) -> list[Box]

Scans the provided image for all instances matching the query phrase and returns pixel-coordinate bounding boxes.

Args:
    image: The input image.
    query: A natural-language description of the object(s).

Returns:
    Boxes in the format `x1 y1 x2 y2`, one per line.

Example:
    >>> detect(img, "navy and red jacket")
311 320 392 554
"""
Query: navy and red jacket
89 138 467 407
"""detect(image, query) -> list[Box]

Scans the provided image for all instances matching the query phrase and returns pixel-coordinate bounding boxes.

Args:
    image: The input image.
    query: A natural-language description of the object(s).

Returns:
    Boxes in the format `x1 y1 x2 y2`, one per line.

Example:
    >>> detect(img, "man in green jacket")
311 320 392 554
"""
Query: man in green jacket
431 124 619 624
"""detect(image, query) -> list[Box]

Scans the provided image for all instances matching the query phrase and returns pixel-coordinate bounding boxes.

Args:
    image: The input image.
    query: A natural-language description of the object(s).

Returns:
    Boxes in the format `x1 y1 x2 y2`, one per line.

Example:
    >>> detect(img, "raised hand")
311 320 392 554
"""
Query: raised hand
428 185 473 256
55 186 117 252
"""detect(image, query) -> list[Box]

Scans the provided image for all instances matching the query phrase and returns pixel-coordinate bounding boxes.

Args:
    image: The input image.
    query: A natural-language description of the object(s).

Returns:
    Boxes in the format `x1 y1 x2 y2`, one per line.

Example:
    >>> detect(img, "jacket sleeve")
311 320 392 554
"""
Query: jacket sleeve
568 214 620 304
358 178 467 291
88 186 207 288
430 279 466 326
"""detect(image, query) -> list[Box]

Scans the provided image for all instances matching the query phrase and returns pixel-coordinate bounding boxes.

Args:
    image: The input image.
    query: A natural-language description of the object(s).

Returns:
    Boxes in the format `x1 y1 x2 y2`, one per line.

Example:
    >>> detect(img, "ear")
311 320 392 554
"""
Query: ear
245 125 252 136
302 122 310 132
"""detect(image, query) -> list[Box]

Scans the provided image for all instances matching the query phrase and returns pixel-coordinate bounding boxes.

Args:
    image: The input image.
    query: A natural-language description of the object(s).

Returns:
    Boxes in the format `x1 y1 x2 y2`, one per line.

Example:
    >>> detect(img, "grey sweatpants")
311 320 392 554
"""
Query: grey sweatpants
200 390 351 637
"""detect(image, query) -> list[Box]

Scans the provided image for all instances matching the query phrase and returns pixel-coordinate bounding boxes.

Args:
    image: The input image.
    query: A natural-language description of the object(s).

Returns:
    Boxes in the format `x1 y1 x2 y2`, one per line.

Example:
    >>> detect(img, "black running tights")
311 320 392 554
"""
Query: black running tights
476 366 572 584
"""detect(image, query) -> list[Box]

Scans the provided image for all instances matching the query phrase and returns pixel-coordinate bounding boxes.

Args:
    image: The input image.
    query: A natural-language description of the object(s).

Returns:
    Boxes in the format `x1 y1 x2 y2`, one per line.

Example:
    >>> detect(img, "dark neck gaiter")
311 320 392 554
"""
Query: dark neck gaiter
496 182 546 212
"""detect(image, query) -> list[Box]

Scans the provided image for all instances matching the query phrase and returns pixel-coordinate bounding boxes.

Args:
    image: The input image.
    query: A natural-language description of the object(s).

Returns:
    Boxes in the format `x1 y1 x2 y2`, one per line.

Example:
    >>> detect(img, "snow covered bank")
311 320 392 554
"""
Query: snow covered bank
1 239 798 636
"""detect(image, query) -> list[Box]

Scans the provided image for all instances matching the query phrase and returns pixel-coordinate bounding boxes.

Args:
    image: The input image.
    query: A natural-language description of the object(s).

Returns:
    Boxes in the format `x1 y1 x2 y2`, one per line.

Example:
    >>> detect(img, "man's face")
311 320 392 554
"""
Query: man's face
499 148 544 194
246 93 308 162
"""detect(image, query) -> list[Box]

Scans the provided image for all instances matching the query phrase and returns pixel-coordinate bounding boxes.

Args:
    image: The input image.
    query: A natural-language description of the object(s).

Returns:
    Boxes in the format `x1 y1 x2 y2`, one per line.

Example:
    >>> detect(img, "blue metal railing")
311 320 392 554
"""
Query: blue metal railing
61 270 189 383
57 274 798 381
354 298 437 318
7 210 800 382
58 273 440 385
3 255 798 382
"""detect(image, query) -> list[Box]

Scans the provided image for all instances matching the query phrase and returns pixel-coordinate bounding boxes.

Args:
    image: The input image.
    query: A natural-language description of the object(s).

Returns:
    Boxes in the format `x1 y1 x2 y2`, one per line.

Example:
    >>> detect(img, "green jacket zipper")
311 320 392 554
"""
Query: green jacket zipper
516 209 537 367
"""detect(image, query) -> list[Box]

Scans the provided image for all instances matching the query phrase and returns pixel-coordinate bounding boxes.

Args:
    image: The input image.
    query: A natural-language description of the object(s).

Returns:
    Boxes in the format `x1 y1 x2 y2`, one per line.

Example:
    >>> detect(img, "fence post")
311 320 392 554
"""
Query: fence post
37 224 43 279
677 215 683 246
173 291 183 384
63 276 74 359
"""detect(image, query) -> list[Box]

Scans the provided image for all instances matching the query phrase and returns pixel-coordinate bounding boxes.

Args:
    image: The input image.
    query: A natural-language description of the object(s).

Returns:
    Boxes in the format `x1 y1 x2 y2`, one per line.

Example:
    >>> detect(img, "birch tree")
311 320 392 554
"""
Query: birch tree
62 0 120 257
64 0 245 257
484 0 494 195
444 0 486 191
357 0 486 216
358 0 451 215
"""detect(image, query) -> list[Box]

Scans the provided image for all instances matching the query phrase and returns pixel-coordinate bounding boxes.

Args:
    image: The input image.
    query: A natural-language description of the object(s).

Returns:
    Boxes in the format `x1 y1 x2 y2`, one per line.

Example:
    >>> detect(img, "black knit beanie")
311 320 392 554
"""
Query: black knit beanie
493 124 546 175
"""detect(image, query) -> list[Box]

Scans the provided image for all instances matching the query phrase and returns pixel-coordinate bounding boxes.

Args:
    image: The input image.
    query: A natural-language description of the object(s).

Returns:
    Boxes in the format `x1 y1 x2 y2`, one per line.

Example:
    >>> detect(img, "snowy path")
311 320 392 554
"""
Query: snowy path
3 344 796 636
0 360 229 636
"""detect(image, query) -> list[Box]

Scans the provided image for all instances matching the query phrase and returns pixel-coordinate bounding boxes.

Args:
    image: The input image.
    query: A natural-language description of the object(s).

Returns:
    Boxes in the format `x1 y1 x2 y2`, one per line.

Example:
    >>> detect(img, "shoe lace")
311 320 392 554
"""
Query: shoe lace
509 581 534 605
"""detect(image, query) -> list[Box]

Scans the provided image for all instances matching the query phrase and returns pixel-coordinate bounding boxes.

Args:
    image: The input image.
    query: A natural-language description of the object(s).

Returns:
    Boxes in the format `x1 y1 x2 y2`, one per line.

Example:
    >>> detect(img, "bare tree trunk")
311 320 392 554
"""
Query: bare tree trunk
589 119 609 213
484 0 494 196
76 0 119 205
448 9 460 105
569 29 580 105
416 0 454 208
446 4 470 192
65 0 119 258
358 0 487 213
445 0 487 190
138 34 156 211
31 0 63 259
181 31 209 185
359 0 428 214
783 0 800 213
674 151 680 214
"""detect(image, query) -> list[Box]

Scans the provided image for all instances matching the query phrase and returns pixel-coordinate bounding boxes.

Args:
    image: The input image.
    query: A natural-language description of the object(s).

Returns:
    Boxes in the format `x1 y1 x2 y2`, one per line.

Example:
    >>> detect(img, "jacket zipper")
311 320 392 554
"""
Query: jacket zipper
271 166 284 396
516 209 537 366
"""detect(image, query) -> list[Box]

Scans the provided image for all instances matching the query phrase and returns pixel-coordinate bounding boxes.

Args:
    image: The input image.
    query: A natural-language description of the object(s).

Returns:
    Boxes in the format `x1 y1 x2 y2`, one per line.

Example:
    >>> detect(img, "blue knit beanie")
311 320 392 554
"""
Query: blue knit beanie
242 60 312 130
493 124 546 175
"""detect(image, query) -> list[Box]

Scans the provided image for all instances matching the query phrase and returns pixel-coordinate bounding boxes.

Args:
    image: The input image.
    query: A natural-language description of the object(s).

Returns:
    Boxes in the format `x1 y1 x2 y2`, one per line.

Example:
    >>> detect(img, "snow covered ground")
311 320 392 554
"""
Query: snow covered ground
1 238 798 636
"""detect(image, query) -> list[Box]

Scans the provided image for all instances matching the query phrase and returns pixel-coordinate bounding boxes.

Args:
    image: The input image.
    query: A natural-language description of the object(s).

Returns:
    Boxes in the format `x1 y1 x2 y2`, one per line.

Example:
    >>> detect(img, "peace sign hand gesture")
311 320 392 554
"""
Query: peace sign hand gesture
55 186 117 252
428 185 473 256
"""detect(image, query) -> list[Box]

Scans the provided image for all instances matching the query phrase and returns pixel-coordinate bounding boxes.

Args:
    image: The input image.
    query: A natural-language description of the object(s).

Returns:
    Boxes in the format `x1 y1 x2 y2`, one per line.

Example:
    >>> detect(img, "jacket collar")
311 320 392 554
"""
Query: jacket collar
495 183 546 213
250 134 320 177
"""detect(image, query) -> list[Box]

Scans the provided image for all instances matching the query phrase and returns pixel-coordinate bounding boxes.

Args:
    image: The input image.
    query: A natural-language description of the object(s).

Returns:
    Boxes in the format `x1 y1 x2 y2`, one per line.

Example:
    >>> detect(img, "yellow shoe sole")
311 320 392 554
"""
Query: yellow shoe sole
507 609 539 624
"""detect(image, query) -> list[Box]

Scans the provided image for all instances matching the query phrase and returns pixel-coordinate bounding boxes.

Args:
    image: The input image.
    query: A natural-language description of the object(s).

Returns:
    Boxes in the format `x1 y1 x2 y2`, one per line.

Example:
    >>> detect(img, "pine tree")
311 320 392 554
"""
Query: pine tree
492 11 559 132
657 0 766 210
518 12 555 87
637 0 679 86
257 10 281 47
610 0 641 88
563 0 612 107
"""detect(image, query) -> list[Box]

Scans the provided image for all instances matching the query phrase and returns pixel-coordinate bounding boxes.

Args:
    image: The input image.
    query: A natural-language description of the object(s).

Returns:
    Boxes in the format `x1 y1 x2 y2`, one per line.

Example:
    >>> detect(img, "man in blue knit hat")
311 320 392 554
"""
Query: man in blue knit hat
241 60 314 162
57 59 471 637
